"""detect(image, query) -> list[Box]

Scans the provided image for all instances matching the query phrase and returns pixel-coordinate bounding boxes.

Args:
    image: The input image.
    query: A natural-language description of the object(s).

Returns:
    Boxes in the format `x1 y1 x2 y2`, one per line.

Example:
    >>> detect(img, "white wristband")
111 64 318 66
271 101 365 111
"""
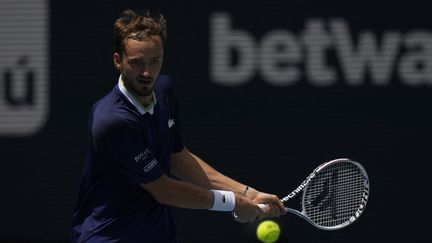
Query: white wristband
209 190 236 211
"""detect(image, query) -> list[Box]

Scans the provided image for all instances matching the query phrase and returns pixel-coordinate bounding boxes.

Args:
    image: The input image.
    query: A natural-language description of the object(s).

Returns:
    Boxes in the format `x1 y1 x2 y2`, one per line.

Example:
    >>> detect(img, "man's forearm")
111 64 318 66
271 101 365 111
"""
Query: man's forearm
171 149 258 198
140 174 240 213
191 153 252 194
140 175 214 209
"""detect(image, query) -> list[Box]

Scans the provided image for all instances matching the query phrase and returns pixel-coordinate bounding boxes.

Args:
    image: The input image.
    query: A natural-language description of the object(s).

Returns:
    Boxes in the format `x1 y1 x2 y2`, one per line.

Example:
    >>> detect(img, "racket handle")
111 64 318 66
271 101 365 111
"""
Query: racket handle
258 203 289 213
233 204 270 220
258 203 269 212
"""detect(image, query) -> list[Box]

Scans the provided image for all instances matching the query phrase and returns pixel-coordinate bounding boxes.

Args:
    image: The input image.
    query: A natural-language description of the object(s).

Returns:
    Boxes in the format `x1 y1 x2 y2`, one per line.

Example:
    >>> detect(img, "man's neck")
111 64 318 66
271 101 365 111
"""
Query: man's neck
121 77 153 107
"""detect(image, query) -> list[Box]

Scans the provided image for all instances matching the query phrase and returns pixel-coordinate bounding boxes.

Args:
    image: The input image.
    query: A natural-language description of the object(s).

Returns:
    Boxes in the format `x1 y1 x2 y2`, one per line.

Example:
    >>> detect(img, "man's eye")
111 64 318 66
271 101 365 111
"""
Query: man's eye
130 60 144 65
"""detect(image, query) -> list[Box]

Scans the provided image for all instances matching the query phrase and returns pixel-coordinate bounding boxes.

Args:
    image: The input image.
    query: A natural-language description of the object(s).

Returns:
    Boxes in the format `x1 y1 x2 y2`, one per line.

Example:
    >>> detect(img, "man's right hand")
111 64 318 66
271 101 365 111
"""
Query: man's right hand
232 194 264 223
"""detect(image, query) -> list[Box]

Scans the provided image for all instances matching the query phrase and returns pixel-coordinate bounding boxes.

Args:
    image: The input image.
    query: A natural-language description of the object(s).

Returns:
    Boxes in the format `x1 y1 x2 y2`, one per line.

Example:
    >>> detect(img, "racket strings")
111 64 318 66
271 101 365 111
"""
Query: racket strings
303 161 366 228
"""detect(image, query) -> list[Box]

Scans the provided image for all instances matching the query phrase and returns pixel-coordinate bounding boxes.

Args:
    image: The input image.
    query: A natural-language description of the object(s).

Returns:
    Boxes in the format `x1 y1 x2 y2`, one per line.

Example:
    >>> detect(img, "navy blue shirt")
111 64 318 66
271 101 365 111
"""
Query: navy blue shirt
71 75 184 243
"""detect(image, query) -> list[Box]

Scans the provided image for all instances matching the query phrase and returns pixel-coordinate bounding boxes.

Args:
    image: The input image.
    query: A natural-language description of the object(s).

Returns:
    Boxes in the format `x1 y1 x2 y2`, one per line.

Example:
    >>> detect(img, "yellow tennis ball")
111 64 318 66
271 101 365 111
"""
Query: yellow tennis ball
256 220 281 243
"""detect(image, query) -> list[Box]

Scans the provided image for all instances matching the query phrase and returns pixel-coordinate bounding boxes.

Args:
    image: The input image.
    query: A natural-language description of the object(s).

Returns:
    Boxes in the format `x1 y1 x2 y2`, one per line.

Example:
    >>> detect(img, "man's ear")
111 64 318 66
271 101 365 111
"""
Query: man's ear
113 52 122 71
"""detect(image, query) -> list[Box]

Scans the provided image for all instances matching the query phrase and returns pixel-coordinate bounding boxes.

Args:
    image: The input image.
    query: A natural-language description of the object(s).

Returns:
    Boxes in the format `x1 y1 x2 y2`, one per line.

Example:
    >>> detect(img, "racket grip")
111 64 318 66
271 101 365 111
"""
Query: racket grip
258 203 269 213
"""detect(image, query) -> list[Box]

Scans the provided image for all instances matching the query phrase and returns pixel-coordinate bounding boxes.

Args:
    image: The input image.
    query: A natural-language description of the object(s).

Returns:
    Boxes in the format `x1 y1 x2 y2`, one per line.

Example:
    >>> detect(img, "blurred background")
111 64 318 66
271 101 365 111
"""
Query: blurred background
1 0 431 242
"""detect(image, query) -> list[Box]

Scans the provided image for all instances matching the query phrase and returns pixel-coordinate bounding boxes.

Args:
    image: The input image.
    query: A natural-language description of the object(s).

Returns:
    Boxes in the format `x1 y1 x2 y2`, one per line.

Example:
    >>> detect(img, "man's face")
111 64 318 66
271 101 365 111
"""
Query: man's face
114 35 164 99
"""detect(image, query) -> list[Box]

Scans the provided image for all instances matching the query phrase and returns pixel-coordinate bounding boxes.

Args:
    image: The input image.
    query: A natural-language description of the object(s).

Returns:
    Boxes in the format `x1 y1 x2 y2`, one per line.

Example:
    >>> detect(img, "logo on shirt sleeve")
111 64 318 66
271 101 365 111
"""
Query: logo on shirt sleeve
143 159 158 173
134 149 151 162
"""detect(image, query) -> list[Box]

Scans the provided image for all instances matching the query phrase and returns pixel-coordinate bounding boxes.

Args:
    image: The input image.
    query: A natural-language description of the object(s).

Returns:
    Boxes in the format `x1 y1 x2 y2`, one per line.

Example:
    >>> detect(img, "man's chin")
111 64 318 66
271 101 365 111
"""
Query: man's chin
136 87 153 97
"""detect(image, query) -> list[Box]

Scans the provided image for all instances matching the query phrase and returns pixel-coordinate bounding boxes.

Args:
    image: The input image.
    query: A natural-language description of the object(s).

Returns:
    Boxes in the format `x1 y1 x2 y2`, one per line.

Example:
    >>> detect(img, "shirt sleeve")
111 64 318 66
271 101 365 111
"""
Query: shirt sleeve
94 114 164 186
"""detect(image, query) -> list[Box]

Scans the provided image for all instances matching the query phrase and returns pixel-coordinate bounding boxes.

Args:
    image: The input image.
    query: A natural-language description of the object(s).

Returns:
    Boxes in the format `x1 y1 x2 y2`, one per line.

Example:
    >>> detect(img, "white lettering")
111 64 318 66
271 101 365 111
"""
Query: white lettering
282 172 316 202
209 13 432 87
0 0 50 136
134 149 151 162
398 31 432 86
331 19 400 86
303 19 336 86
210 13 256 86
143 159 158 173
260 30 302 86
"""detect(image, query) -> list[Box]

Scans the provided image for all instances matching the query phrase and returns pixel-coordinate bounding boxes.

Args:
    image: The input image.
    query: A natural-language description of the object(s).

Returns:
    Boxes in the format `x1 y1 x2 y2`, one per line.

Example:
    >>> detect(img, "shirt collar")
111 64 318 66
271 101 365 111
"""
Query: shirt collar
118 75 157 115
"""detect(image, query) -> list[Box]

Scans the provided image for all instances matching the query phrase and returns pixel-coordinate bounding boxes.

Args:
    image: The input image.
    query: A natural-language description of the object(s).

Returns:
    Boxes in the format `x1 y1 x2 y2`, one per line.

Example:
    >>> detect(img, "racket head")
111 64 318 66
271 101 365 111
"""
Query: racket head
301 158 369 230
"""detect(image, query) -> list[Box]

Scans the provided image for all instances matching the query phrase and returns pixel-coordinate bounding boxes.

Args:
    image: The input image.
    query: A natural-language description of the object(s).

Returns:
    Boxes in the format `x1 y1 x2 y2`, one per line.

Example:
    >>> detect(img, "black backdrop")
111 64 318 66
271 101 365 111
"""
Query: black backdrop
0 0 431 242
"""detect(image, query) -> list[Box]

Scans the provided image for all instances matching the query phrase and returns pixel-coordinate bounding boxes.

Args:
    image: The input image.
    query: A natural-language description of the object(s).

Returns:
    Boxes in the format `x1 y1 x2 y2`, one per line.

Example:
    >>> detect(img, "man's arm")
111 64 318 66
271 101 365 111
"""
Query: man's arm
170 147 286 217
140 175 213 209
140 174 262 222
170 147 246 194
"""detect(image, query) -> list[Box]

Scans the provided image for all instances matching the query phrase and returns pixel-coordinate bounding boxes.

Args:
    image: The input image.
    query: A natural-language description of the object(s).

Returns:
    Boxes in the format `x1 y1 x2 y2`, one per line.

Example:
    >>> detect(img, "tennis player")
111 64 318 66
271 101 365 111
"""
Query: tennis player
70 9 286 243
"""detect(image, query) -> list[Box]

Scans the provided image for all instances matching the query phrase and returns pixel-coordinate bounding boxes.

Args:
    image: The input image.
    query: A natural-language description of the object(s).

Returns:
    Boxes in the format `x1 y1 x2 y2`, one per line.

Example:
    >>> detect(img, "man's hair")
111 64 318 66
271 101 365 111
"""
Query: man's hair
113 9 167 55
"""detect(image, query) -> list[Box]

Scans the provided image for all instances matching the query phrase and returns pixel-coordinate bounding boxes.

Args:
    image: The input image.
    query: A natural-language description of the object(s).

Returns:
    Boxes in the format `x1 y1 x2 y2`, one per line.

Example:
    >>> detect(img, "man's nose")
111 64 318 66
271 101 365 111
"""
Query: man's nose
140 67 151 79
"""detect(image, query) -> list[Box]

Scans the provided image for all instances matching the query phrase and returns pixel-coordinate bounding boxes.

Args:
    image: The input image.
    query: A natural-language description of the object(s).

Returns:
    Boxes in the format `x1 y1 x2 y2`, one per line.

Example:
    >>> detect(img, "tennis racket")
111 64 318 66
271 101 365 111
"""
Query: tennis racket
260 158 369 230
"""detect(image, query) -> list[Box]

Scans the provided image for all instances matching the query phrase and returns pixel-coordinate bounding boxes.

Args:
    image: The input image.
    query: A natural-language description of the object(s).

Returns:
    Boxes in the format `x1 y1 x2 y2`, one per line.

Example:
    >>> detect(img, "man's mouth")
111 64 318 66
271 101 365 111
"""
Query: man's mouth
138 79 153 85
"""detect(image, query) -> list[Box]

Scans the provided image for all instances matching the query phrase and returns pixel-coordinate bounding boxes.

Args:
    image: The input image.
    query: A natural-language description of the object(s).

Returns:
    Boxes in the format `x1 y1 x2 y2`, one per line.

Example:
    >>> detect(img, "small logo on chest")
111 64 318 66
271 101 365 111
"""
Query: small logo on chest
168 119 175 128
